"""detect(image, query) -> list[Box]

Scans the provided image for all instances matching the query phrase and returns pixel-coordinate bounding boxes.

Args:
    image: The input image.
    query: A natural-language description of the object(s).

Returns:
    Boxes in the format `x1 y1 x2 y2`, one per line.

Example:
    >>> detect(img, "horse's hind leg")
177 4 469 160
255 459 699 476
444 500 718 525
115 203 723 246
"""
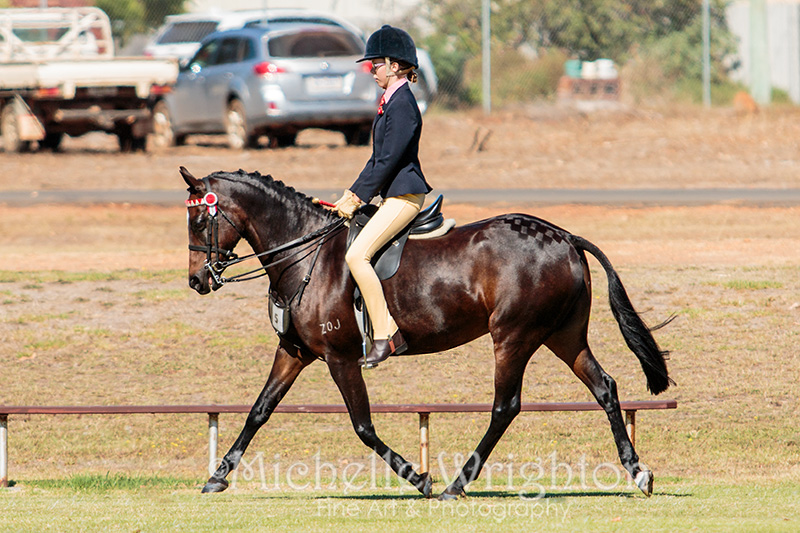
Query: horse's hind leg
546 330 653 496
327 360 433 497
202 341 315 493
440 337 538 500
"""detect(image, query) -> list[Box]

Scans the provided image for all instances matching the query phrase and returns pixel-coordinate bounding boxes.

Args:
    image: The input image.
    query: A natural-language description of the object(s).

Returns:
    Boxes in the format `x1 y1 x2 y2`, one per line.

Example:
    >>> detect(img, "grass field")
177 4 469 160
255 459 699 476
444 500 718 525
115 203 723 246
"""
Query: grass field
2 477 799 532
1 203 800 531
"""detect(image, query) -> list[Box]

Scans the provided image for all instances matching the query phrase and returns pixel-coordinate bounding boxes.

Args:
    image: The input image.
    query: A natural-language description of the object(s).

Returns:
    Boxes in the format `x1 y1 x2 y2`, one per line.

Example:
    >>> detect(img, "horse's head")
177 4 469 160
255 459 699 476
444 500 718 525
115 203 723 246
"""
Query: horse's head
182 167 246 295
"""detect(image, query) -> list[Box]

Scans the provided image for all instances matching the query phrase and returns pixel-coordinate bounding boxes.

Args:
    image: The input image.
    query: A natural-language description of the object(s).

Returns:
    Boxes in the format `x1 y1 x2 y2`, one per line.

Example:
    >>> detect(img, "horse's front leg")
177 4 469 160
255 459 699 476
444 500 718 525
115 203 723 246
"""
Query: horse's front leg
202 341 315 493
327 359 433 497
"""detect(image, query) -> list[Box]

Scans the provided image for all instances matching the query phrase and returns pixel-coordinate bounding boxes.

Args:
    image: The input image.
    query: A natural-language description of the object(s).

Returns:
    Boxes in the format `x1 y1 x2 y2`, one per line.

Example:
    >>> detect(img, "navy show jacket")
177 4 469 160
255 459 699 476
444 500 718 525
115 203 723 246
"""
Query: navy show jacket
350 82 432 203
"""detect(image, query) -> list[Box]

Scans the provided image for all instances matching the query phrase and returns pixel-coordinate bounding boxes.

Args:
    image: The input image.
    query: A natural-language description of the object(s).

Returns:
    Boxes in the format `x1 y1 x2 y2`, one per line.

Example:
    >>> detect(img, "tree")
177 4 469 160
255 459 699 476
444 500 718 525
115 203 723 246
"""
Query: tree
533 0 708 61
416 0 736 105
141 0 185 30
95 0 185 48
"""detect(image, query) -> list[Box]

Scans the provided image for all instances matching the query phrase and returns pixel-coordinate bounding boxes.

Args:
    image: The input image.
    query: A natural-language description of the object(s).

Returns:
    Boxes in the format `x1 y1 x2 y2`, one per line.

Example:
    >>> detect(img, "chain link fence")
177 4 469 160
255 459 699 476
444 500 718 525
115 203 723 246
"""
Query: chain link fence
402 0 748 109
13 0 793 110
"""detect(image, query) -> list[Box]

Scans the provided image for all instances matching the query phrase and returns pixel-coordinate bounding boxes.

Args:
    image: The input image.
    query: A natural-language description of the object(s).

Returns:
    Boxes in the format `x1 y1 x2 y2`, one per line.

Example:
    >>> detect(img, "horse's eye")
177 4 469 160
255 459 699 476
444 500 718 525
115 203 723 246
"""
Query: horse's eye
191 217 207 232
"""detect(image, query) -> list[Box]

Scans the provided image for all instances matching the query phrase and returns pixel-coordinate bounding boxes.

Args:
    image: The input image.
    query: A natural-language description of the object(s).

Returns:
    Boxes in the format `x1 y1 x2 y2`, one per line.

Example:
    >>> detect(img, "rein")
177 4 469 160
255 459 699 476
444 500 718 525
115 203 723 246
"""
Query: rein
186 179 346 289
215 218 344 286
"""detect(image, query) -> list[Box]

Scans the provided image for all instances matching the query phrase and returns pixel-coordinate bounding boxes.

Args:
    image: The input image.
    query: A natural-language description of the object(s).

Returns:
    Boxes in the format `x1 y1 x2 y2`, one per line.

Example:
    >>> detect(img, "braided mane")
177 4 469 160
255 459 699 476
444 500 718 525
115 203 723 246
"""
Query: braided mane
208 169 337 220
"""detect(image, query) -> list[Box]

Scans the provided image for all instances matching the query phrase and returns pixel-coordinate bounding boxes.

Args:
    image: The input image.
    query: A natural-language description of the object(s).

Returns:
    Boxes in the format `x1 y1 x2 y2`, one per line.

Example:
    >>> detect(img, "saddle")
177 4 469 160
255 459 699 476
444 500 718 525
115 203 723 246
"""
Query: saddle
345 194 455 281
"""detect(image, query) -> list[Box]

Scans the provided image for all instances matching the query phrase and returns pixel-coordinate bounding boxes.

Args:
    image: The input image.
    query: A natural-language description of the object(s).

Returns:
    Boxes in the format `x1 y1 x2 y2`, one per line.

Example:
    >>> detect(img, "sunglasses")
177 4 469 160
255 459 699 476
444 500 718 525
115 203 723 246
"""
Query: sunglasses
370 62 386 74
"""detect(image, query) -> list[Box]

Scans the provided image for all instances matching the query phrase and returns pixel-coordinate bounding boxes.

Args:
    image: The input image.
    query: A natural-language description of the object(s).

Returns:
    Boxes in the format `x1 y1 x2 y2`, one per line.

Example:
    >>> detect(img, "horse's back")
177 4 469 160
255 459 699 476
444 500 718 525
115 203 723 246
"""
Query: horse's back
404 213 580 272
386 212 588 352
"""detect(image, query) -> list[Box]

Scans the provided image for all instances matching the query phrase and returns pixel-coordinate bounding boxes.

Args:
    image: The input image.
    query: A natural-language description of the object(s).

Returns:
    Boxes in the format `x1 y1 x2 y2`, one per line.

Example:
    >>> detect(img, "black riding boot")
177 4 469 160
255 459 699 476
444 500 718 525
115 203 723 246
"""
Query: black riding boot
359 330 407 368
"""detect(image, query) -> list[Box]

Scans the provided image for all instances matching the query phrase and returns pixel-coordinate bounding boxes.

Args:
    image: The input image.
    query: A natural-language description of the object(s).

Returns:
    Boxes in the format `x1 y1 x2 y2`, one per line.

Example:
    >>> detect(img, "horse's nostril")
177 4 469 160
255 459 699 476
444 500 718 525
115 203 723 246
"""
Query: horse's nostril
189 272 212 294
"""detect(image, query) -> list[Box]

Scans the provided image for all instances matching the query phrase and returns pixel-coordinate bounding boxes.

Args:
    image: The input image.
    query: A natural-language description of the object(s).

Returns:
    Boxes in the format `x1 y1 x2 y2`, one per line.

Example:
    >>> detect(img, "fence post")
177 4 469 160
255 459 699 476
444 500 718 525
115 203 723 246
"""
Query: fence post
419 412 430 474
208 413 219 477
625 410 636 447
1 414 8 487
481 0 491 114
702 0 711 107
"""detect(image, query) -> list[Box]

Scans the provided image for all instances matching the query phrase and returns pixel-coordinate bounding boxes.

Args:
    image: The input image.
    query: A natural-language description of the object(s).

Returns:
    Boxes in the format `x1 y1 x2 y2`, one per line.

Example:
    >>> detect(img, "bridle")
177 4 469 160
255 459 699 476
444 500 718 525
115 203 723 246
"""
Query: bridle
186 185 241 283
185 179 345 290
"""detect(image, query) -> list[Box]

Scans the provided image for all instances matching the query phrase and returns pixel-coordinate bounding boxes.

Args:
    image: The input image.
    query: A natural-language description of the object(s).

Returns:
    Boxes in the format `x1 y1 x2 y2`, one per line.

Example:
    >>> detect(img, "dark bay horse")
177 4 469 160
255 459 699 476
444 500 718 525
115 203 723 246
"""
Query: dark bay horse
182 167 673 499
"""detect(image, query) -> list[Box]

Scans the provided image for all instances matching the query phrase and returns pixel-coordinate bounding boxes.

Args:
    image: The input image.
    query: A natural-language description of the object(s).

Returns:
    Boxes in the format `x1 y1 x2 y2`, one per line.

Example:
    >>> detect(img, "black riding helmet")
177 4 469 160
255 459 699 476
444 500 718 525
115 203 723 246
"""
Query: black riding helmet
357 25 418 69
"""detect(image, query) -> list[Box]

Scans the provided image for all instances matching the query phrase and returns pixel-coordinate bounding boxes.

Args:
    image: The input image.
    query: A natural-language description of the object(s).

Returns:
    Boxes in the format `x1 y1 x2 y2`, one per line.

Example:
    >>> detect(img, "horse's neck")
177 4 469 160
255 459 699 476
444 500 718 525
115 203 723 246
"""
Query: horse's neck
250 206 329 252
245 197 333 287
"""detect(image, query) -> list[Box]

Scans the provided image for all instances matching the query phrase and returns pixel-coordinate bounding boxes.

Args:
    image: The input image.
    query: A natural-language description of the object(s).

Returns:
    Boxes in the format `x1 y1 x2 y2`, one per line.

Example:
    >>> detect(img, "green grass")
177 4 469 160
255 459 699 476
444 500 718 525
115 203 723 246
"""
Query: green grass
25 473 197 491
0 269 183 284
2 478 799 532
6 311 74 324
722 280 784 290
16 337 69 359
132 288 190 302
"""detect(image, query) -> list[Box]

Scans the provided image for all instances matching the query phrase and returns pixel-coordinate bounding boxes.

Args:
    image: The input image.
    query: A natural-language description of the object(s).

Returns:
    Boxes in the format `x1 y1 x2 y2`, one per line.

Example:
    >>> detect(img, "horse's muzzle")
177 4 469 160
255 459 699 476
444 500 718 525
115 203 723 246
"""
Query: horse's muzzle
189 265 221 295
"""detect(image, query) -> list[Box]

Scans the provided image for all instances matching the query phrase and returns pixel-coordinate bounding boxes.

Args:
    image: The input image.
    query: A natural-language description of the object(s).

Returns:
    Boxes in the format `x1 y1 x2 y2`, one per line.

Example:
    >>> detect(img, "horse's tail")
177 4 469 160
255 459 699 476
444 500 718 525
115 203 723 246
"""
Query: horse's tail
571 235 675 395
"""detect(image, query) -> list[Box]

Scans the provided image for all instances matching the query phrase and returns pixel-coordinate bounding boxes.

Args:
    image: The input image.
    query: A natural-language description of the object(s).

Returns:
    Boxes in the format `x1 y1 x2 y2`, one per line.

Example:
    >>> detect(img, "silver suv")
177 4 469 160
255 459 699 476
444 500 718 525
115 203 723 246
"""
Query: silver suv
145 10 437 116
151 23 381 149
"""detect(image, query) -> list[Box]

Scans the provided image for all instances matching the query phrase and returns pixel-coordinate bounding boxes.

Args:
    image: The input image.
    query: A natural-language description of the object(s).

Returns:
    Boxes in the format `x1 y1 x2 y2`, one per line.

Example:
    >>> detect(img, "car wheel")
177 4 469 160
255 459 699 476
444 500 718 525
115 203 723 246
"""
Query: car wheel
245 133 262 149
116 125 146 152
344 125 371 146
40 132 64 152
225 99 248 150
1 103 32 153
117 131 134 152
150 101 174 148
268 132 297 148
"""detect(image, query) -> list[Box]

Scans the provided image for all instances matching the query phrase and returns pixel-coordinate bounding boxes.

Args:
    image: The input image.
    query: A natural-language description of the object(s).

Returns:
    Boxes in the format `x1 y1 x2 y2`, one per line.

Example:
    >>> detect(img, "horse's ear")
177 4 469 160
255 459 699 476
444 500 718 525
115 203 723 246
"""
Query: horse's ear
180 166 203 193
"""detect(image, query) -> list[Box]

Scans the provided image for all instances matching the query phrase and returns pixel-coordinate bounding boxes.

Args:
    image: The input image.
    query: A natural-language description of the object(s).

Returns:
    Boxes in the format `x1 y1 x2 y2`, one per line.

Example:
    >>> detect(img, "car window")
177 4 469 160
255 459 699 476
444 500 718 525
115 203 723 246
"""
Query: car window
189 39 220 70
215 37 240 65
240 38 255 61
244 17 344 29
158 21 219 44
267 29 363 58
13 27 69 42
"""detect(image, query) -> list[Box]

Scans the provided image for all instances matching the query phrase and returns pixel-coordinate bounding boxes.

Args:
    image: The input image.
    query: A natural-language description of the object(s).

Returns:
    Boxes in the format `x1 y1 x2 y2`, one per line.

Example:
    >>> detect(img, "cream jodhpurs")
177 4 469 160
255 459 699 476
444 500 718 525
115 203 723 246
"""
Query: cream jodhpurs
345 193 425 339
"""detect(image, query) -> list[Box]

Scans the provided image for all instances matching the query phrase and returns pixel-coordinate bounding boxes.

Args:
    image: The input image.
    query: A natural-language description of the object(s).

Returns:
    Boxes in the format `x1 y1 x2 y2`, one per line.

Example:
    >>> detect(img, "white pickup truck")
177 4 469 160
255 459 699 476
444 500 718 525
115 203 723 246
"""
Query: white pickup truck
0 7 178 152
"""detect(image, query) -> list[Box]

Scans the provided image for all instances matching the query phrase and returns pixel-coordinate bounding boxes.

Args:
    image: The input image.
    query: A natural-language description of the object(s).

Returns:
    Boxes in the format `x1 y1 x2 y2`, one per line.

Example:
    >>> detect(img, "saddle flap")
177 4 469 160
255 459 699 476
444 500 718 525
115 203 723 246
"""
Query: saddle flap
346 194 449 281
347 213 409 281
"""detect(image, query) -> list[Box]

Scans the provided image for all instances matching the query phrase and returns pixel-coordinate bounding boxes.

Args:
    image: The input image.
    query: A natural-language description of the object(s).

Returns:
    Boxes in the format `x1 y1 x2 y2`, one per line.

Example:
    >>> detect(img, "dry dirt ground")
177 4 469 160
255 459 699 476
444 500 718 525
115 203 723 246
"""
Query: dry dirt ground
2 106 800 192
1 108 800 361
1 106 800 272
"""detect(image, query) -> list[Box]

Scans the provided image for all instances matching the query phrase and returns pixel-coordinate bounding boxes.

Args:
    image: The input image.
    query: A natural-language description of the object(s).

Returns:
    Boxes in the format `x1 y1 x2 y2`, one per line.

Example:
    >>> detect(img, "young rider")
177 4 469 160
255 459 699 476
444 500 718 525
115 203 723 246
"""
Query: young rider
330 25 432 368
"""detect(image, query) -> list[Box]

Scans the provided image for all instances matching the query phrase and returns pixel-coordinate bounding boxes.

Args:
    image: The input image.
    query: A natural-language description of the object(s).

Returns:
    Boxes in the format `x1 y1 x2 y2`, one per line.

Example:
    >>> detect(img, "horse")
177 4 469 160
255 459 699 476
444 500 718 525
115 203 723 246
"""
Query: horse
181 167 673 499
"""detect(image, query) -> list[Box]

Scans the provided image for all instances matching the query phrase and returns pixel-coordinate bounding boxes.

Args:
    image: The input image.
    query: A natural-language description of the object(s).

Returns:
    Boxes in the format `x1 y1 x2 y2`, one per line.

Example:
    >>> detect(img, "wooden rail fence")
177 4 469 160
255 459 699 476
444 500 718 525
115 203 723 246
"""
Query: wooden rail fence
0 400 677 487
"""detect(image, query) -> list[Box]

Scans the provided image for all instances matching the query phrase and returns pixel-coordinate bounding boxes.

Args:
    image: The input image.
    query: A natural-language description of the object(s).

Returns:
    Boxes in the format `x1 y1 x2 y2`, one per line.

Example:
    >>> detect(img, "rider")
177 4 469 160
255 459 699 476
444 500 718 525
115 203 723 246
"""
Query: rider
331 25 432 368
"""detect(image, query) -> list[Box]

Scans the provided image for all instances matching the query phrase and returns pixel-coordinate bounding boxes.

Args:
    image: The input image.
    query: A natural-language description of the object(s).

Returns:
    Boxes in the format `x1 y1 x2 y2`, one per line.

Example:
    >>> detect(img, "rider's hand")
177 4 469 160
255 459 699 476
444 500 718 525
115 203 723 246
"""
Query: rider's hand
331 190 362 219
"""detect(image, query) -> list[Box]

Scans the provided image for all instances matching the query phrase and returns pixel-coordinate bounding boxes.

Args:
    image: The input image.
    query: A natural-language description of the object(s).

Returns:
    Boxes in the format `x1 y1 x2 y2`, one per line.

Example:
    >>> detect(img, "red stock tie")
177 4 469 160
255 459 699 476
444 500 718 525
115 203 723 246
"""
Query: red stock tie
377 94 385 115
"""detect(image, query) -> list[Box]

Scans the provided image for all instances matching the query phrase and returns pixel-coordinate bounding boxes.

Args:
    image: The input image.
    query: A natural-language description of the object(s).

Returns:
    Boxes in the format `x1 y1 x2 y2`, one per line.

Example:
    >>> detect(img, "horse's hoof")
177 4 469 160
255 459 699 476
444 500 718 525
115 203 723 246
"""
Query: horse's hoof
201 477 229 493
437 488 465 501
634 470 653 497
419 473 433 498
